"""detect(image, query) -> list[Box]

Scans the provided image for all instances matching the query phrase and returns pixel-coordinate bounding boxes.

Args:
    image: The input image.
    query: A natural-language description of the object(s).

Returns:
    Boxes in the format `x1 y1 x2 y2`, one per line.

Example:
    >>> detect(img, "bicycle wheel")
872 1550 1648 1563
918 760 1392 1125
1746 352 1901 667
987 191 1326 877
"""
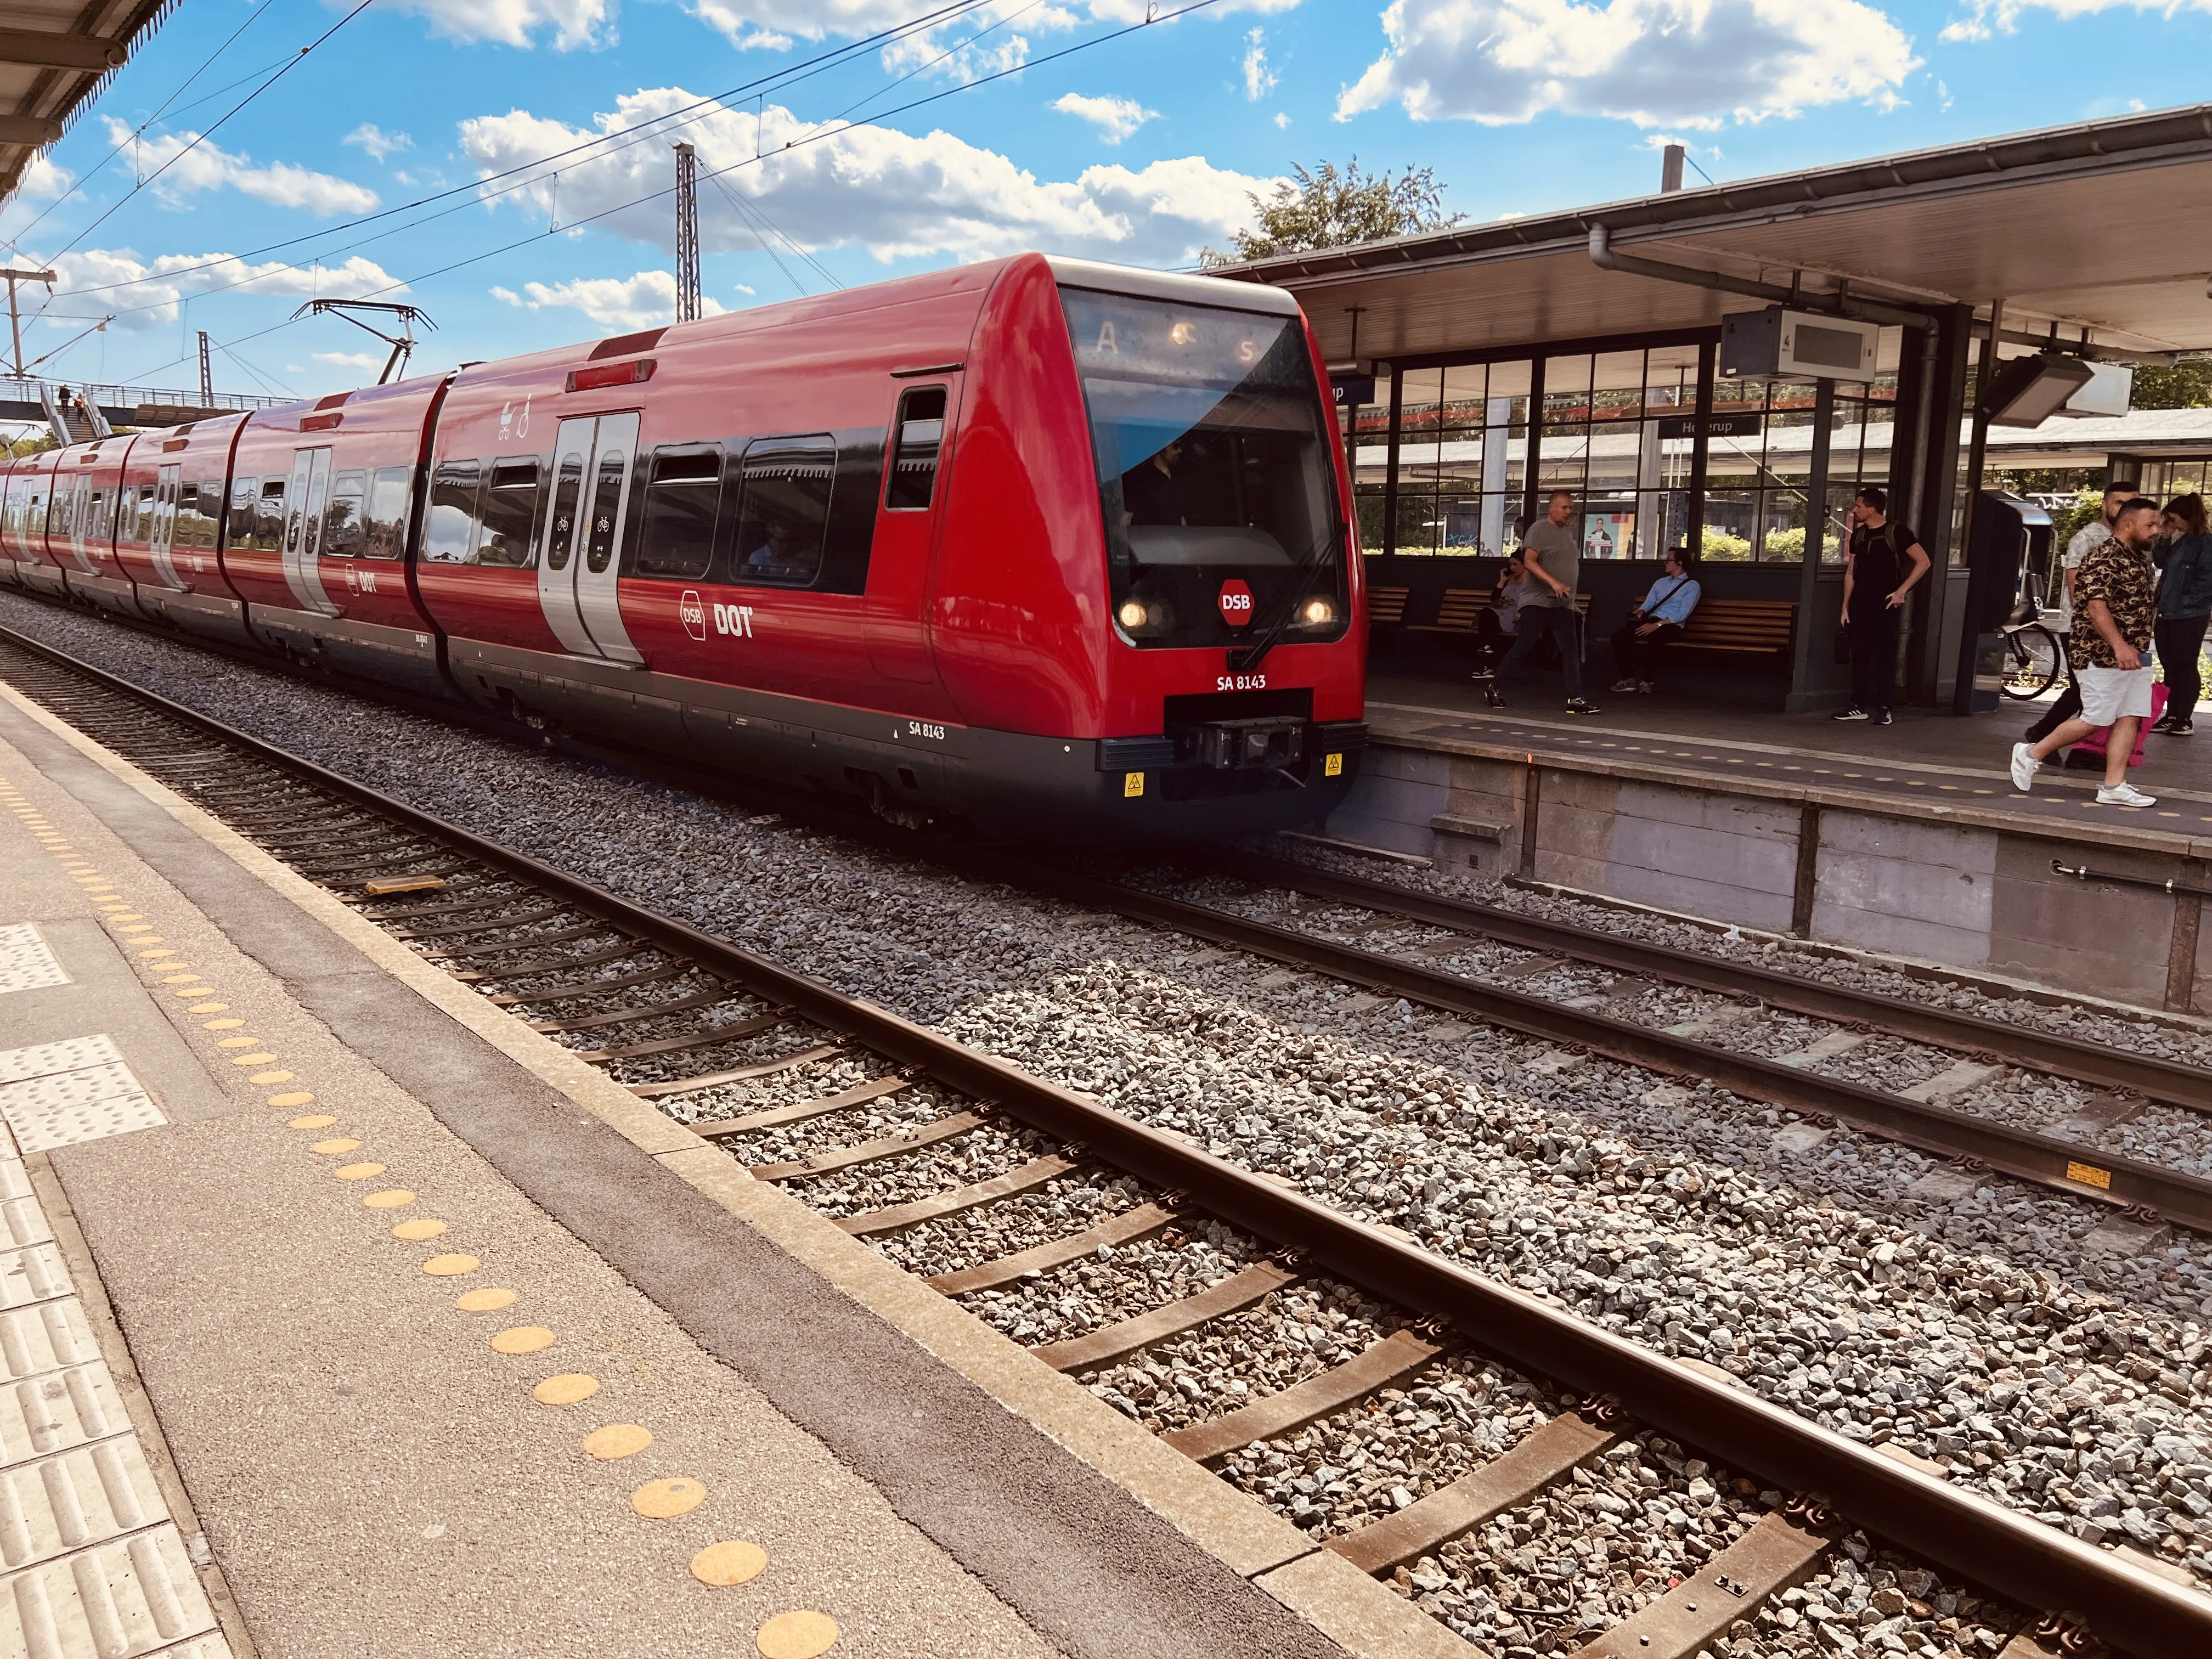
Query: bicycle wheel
2000 627 2063 701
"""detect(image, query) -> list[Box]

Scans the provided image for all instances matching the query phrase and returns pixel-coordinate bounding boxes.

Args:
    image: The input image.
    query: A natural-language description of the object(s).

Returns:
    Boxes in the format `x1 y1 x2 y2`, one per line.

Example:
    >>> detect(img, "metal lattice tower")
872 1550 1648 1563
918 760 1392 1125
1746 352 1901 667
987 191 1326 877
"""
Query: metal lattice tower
197 330 212 404
673 142 701 325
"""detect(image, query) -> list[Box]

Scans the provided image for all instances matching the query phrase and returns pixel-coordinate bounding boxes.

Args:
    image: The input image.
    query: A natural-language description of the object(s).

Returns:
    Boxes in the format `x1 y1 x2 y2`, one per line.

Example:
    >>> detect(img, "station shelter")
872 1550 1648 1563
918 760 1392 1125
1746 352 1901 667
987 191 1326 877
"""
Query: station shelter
1217 104 2212 714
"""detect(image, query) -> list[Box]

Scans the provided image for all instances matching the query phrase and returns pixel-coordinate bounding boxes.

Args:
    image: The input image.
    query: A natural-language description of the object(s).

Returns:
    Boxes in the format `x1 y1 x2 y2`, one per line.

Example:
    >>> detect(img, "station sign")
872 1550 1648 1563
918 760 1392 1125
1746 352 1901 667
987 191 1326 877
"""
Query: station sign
1331 374 1376 410
1656 414 1764 440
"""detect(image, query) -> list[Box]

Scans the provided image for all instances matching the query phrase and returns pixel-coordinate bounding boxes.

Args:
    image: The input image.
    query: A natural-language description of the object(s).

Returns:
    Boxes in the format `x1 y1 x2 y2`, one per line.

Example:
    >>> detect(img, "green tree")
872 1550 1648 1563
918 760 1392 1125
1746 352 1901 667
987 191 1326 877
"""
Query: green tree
1200 159 1463 268
2130 356 2212 409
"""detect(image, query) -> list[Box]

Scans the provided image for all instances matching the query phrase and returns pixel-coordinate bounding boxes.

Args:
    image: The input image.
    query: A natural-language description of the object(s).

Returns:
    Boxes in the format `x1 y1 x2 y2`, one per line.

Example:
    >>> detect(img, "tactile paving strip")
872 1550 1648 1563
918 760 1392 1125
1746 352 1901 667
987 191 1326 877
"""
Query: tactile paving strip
0 927 67 998
0 1041 163 1156
0 1526 228 1658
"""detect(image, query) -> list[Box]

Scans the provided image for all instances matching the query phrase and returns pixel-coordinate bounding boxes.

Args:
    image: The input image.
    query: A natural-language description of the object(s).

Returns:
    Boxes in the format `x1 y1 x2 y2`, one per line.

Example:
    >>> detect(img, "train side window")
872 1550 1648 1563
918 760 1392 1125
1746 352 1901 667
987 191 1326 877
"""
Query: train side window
323 470 369 558
635 445 720 580
87 489 109 544
254 479 286 551
884 387 946 511
476 459 540 568
729 436 834 589
131 483 153 545
423 461 482 563
365 467 412 560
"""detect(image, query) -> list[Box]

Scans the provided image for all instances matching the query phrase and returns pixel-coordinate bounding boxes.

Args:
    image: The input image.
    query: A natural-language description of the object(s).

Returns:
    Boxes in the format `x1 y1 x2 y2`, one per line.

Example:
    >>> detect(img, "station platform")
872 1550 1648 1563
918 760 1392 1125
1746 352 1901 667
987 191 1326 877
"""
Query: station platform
1330 673 2212 1015
0 693 1366 1657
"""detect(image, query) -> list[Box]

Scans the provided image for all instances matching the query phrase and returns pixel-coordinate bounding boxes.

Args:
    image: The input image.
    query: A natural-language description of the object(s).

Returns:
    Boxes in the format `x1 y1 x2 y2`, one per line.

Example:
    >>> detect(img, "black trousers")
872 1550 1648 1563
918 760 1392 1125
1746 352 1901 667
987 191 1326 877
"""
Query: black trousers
2157 614 2209 720
1611 619 1684 682
1847 602 1901 712
1496 604 1585 699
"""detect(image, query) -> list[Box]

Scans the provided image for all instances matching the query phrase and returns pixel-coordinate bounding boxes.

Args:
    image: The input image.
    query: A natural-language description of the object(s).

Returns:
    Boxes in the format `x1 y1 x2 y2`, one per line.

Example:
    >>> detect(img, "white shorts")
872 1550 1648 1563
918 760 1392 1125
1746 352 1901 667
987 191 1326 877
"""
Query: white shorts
2078 664 2157 725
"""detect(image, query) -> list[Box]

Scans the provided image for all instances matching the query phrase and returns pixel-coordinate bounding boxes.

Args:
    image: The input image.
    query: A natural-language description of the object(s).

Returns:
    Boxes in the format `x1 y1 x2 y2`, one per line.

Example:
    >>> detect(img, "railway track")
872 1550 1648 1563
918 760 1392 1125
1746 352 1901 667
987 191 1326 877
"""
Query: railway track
0 630 2206 1656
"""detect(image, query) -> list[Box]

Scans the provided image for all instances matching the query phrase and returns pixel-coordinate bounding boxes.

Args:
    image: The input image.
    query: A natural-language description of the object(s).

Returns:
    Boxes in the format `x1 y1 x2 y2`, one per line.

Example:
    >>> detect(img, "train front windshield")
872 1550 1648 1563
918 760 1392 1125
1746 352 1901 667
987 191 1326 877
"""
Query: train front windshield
1061 287 1347 652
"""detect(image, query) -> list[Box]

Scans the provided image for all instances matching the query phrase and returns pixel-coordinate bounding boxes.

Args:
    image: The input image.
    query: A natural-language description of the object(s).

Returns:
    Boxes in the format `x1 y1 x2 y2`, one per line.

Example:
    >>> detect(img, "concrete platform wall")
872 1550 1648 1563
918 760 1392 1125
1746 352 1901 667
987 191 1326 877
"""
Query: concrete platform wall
1329 741 2211 1013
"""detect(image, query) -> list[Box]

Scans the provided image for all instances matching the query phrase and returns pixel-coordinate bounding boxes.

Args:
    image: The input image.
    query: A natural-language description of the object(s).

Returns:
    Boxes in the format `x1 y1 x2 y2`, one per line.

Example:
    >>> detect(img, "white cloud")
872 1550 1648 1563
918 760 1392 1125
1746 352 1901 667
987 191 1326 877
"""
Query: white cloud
15 155 74 201
344 123 413 162
1273 111 1290 128
1053 92 1159 143
1943 0 2211 37
492 269 731 330
458 86 1277 267
369 0 613 50
1242 27 1278 100
1336 0 1920 130
44 250 404 331
103 119 379 215
313 349 383 369
687 0 1295 72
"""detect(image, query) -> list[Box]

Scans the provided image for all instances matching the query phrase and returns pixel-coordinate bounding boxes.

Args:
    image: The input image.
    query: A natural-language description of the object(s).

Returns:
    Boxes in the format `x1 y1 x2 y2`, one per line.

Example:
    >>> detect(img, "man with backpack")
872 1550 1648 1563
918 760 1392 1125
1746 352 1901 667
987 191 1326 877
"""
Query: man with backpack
1835 487 1931 726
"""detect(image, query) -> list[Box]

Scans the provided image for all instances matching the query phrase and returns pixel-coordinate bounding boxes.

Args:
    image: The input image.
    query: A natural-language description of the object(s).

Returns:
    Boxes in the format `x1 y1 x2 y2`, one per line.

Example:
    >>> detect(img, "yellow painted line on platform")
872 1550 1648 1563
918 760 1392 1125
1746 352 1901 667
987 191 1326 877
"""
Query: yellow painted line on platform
583 1424 652 1460
692 1540 767 1587
756 1610 838 1657
631 1477 706 1518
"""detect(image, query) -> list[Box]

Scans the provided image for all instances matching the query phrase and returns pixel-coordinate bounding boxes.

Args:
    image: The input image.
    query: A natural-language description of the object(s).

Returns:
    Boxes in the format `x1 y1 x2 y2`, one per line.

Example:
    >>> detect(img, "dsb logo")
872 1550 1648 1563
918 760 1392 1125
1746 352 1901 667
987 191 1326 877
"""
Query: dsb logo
679 591 757 641
1217 578 1254 627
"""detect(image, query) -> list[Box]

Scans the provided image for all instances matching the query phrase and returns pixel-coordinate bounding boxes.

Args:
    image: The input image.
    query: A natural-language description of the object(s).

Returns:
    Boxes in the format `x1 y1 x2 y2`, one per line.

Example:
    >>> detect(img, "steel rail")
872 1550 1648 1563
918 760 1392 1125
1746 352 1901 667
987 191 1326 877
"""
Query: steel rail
0 630 2208 1655
1217 851 2212 1115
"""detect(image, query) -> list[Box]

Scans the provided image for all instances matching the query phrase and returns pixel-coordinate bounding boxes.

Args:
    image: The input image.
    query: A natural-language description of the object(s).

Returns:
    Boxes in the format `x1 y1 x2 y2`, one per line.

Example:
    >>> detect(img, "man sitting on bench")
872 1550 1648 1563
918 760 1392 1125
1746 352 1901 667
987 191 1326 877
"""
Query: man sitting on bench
1609 546 1701 694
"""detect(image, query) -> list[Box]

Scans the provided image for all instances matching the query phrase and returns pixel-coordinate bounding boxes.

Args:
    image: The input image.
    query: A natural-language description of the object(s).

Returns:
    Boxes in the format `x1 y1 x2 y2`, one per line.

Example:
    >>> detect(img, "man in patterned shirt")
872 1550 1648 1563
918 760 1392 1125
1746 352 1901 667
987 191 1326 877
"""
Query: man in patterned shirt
2011 498 2163 807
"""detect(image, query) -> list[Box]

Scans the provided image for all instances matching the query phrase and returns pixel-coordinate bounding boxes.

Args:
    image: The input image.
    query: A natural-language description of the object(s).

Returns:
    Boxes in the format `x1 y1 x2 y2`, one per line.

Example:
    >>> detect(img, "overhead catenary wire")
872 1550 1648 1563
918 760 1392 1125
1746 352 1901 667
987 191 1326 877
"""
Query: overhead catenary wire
44 0 1002 305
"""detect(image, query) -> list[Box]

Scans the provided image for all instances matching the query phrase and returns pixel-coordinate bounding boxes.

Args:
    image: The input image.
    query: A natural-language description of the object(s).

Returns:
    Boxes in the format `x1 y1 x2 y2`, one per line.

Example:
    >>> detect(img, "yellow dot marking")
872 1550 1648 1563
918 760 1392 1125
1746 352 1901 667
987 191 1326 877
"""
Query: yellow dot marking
190 1003 228 1014
171 987 216 998
230 1053 278 1066
533 1373 599 1406
134 948 175 958
290 1115 338 1132
310 1138 360 1155
216 1036 260 1049
756 1611 838 1658
335 1163 385 1181
691 1540 768 1587
202 1018 245 1030
250 1071 294 1085
490 1325 555 1355
421 1253 479 1278
366 1190 420 1211
630 1478 706 1519
267 1091 313 1107
583 1423 652 1460
391 1217 444 1240
456 1288 517 1313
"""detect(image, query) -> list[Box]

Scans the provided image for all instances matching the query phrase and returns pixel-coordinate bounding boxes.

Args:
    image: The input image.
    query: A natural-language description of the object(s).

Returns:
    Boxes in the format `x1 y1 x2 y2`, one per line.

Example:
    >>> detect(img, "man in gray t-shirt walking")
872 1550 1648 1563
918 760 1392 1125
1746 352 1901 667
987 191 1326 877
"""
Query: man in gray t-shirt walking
1491 489 1597 713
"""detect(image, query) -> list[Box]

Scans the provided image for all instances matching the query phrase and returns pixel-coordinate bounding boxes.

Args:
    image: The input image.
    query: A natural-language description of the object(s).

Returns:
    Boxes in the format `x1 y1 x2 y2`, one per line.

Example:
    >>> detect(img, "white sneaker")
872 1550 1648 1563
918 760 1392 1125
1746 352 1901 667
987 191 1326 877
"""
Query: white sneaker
2098 781 2158 808
2008 742 2040 792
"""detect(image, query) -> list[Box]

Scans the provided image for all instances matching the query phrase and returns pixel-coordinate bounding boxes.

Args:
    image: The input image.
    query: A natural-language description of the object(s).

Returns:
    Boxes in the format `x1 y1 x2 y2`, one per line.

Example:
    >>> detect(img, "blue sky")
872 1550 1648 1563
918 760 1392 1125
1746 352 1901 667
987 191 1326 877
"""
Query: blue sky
0 0 2196 402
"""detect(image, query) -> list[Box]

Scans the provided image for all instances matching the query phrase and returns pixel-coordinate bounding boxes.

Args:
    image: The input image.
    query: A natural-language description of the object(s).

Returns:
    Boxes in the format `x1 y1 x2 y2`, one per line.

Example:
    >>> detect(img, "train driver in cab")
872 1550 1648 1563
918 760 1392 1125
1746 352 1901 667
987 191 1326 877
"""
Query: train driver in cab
1122 437 1190 527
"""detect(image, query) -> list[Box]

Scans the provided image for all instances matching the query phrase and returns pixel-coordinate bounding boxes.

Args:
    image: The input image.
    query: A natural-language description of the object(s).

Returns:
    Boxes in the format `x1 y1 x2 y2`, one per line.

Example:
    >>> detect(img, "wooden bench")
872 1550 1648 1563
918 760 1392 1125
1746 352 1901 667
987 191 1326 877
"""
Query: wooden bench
1408 590 1591 635
1673 599 1795 658
1367 585 1410 628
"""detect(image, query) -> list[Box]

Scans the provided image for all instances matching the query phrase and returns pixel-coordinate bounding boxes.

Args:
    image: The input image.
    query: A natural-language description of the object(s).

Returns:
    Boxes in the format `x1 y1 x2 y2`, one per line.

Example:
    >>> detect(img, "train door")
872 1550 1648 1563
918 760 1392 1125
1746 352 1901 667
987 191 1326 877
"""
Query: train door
63 473 94 572
865 378 957 685
148 467 182 588
535 412 643 664
280 448 340 616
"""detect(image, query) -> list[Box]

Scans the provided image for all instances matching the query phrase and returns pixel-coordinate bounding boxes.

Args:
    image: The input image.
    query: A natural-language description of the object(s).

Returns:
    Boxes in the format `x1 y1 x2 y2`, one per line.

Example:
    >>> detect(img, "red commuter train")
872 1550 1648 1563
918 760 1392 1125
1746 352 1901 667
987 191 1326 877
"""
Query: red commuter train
0 255 1367 838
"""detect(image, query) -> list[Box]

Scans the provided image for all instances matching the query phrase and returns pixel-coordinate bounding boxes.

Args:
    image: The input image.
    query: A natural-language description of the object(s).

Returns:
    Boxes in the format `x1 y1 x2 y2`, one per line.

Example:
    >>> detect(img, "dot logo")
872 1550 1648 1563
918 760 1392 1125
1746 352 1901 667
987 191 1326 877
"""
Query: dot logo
1217 578 1254 628
679 589 707 641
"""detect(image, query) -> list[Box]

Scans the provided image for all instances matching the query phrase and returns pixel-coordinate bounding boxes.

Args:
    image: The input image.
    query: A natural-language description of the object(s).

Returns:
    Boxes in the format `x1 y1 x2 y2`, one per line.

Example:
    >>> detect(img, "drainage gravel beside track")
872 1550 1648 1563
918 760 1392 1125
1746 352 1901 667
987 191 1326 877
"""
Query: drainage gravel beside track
7 593 2212 1606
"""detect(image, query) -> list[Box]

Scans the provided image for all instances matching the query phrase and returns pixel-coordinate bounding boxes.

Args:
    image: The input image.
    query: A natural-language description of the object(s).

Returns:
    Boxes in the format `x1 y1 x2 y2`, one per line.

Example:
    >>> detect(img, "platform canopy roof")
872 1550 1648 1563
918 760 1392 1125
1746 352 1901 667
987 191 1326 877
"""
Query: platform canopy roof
1215 104 2212 365
0 0 176 203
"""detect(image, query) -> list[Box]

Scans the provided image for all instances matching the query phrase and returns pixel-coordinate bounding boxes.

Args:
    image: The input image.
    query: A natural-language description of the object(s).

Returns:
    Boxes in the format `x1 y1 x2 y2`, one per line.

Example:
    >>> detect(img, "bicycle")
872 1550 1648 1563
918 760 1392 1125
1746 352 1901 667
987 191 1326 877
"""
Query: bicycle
2000 617 2068 701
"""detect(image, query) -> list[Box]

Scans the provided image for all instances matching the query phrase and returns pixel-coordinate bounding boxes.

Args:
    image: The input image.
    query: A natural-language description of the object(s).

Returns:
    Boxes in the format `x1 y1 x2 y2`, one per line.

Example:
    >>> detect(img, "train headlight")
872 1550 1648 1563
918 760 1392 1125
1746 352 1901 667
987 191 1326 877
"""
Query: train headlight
1119 599 1149 630
1299 596 1338 628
